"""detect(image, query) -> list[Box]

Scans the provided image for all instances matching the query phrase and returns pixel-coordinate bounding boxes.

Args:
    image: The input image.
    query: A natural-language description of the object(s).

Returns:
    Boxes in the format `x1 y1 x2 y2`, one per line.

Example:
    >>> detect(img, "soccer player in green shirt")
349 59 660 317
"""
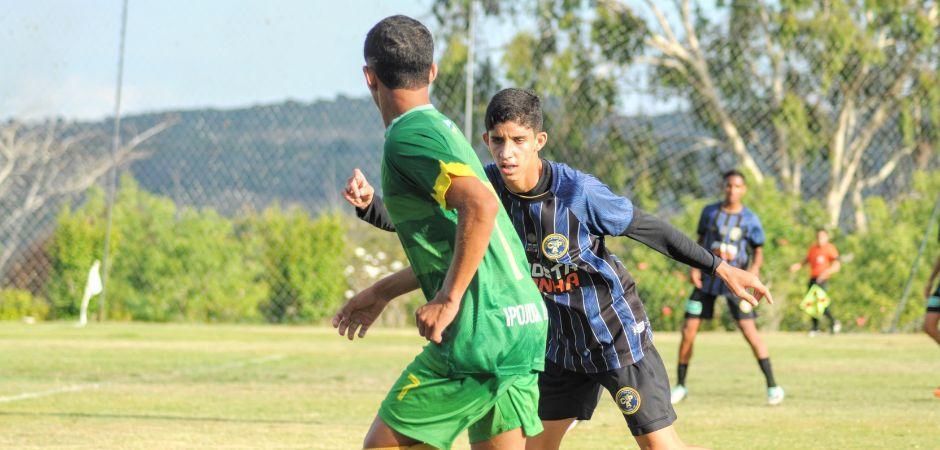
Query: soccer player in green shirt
331 15 548 450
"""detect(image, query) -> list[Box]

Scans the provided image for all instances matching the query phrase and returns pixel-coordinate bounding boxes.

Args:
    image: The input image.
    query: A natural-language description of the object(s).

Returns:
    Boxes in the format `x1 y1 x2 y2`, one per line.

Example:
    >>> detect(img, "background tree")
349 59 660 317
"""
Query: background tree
597 0 938 229
0 117 176 274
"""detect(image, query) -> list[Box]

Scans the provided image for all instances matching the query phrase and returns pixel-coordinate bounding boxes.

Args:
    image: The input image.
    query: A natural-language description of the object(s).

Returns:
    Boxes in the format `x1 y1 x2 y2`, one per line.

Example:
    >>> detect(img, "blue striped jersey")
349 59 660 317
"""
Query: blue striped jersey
484 161 651 373
696 202 765 296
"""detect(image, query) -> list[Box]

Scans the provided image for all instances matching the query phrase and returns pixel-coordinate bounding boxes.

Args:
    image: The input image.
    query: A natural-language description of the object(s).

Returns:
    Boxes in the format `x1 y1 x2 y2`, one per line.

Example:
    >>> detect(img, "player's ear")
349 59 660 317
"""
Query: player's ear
535 131 548 152
363 66 379 92
428 63 438 84
481 131 490 146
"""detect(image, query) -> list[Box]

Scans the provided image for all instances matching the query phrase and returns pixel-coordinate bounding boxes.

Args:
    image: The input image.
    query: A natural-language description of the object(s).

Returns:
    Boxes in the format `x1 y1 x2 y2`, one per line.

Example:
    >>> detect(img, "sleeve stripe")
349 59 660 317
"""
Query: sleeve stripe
431 160 477 209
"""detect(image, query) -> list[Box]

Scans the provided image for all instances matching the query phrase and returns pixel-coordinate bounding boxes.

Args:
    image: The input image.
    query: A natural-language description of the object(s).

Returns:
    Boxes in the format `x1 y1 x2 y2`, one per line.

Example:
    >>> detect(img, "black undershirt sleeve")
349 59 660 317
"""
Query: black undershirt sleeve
355 195 396 232
622 209 720 274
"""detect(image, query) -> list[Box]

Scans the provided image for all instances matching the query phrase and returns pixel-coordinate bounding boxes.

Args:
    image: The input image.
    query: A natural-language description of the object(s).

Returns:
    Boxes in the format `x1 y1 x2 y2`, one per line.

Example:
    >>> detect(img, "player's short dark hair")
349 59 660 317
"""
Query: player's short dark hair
722 169 746 184
484 88 543 132
816 227 829 234
363 15 434 90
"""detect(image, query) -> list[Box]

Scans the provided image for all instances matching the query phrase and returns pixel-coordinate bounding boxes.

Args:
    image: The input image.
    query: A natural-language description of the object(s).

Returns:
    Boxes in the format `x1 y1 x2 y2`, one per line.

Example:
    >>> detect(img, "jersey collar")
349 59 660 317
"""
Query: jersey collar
385 104 435 136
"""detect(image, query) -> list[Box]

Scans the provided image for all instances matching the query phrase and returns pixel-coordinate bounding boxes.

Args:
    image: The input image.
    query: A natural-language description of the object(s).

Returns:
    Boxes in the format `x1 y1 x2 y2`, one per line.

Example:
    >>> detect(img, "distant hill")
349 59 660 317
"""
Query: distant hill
69 95 921 217
119 96 386 214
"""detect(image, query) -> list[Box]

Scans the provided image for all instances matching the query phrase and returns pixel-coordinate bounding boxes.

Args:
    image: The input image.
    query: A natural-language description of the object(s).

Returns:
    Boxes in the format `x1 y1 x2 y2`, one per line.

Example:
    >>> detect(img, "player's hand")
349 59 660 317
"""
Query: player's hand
690 268 703 289
715 261 773 307
788 263 801 273
415 294 460 344
343 168 374 209
331 286 388 340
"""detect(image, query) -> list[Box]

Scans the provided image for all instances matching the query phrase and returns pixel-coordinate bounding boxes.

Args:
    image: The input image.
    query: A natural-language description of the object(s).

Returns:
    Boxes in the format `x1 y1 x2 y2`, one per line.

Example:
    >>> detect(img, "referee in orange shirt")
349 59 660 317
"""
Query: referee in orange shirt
789 228 841 335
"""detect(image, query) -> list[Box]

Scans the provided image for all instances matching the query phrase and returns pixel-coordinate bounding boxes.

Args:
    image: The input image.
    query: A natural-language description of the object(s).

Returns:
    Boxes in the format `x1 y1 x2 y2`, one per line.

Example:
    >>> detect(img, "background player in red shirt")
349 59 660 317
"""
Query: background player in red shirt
789 228 841 336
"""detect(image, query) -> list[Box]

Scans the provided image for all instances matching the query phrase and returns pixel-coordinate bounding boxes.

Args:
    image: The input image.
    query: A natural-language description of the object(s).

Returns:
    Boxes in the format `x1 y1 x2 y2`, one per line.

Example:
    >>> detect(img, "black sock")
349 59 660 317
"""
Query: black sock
677 363 688 386
758 358 776 387
825 308 835 333
811 318 819 332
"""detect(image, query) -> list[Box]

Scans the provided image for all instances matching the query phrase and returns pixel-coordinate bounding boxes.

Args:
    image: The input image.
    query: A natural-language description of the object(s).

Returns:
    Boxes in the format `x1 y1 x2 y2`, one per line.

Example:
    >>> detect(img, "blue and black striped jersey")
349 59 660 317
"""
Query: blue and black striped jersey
484 161 651 373
696 203 765 297
355 159 719 374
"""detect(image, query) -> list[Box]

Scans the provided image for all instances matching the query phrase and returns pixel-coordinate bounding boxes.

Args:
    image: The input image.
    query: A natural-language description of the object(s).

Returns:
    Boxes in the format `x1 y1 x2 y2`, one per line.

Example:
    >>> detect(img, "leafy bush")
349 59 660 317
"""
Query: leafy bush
239 206 347 323
46 177 268 322
0 289 49 321
610 171 939 333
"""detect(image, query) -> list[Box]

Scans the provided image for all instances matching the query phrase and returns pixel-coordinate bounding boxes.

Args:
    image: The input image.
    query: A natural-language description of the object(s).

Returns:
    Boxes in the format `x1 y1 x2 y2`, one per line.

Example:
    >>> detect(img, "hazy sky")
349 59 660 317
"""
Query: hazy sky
1 0 432 121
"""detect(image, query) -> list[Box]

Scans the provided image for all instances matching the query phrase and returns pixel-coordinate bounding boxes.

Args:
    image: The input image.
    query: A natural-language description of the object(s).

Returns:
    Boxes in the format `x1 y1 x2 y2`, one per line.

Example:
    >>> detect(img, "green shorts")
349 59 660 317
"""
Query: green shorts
378 348 543 450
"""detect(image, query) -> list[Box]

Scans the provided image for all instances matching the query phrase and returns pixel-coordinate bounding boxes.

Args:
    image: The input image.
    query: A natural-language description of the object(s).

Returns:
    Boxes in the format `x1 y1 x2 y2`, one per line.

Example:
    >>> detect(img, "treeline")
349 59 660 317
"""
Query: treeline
2 172 937 333
622 171 939 333
4 177 347 323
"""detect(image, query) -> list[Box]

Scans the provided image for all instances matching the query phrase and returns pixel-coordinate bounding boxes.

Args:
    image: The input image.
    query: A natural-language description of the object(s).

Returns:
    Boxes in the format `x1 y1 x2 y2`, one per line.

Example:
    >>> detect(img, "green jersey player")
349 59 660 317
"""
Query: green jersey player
332 15 547 450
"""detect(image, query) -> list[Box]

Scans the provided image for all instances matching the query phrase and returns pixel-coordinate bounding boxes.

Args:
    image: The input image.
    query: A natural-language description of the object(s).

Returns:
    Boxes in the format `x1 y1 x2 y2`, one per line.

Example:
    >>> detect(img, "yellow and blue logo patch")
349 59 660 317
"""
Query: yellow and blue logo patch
541 233 569 260
616 386 641 415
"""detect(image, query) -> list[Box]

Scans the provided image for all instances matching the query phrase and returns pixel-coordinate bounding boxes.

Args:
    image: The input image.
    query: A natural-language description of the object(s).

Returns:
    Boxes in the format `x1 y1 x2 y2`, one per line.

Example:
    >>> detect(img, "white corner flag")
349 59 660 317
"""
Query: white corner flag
78 260 103 327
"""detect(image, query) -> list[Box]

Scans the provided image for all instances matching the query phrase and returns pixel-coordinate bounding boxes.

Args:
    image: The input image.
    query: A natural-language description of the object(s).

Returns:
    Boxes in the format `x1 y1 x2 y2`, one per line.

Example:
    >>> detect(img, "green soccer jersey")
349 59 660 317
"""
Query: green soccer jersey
381 104 547 377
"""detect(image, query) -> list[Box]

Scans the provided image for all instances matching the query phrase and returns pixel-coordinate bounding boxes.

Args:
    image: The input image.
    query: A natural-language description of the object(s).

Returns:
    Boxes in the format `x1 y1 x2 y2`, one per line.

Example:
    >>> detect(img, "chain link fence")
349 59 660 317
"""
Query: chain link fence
1 1 937 331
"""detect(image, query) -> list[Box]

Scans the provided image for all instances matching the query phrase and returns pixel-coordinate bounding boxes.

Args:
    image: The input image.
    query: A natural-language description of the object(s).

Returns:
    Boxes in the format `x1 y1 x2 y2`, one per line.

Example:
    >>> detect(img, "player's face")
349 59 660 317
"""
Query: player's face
483 120 547 186
817 230 829 245
722 175 746 205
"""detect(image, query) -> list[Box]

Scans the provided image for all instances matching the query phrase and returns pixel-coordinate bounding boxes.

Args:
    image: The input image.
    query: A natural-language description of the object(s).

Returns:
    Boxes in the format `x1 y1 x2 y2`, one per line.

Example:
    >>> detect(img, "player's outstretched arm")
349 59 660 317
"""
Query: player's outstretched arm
342 168 396 232
622 209 720 279
715 261 773 307
332 266 419 340
415 175 498 344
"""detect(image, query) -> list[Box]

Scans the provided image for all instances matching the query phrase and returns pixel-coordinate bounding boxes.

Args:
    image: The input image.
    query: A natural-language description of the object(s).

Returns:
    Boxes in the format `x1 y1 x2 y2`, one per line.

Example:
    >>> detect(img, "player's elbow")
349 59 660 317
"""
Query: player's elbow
468 191 499 220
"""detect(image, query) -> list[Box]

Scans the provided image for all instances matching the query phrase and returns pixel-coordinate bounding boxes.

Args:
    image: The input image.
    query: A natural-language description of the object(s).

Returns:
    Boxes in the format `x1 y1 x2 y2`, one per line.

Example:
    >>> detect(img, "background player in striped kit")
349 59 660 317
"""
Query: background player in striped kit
346 88 774 449
670 171 785 406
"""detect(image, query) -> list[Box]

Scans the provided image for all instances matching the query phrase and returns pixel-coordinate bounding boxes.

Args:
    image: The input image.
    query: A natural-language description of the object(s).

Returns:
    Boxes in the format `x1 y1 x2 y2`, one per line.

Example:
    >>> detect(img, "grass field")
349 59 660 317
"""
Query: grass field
0 323 936 449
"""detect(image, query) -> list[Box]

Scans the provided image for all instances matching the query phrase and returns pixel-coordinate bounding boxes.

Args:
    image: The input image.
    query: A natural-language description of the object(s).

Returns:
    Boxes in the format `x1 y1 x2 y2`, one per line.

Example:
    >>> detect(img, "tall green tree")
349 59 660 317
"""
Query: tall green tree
432 1 938 229
597 0 938 229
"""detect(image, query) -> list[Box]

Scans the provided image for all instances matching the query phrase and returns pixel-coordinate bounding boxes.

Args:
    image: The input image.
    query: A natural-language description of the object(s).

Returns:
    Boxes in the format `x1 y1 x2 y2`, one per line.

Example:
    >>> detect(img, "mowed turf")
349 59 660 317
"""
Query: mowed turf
0 322 936 449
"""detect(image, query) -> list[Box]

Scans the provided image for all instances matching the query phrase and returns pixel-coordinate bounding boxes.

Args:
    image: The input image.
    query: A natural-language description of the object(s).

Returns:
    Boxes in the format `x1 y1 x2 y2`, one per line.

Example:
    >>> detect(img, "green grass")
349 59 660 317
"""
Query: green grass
0 323 936 449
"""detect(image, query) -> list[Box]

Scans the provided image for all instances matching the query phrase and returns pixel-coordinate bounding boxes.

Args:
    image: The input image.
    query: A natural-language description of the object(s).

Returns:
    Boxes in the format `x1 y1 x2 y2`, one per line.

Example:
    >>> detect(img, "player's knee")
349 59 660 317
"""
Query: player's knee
681 321 698 338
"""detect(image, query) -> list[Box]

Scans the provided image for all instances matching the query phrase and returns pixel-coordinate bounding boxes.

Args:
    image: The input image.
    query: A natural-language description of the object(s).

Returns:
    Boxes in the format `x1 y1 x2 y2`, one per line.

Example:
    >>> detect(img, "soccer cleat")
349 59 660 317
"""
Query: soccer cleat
670 385 688 404
767 386 785 405
934 387 940 399
808 330 819 338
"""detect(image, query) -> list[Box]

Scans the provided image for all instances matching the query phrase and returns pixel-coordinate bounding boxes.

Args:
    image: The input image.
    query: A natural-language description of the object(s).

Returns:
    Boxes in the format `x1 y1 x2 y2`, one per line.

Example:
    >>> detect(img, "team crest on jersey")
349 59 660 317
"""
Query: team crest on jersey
541 234 569 260
615 386 641 415
729 226 743 241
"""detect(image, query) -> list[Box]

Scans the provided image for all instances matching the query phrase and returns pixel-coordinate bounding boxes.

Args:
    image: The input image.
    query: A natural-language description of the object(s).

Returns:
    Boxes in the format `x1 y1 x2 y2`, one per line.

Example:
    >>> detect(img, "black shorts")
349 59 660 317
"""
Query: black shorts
808 278 828 290
928 284 940 313
683 288 758 320
538 345 676 437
